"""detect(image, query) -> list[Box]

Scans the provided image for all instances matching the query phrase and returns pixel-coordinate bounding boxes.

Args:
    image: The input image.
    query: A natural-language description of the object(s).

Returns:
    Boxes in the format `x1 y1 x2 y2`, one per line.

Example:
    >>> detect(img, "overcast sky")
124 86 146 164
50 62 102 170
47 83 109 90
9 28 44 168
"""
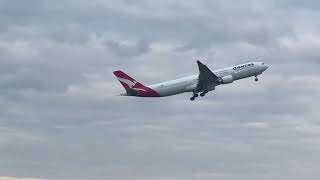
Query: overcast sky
0 0 320 180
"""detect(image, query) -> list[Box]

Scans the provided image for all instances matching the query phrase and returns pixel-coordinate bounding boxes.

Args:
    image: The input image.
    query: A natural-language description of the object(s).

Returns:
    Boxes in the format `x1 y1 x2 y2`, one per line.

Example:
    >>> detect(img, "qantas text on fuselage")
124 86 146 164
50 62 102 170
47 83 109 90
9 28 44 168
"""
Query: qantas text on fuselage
113 61 269 101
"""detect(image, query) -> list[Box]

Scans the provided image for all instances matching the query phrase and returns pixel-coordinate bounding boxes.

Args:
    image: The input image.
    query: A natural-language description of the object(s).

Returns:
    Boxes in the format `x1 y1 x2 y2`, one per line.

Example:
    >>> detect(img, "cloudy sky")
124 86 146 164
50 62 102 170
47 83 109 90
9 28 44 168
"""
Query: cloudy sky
0 0 320 179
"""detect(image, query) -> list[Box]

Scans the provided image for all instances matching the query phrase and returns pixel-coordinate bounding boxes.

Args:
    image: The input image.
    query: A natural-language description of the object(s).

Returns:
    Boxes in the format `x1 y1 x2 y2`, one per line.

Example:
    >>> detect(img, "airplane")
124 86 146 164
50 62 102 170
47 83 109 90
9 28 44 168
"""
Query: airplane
113 61 269 101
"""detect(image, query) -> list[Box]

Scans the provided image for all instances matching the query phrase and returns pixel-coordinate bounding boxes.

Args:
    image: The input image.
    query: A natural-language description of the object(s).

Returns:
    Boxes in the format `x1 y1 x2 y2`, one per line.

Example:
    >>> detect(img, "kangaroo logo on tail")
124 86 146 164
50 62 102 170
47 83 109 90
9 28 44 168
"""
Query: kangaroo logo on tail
116 77 147 92
113 70 159 97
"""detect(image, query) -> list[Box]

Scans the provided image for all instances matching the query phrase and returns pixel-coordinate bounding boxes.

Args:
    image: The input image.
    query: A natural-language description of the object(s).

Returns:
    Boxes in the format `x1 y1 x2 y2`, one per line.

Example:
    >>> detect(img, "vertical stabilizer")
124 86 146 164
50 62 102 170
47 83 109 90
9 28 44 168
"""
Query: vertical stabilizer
113 70 160 97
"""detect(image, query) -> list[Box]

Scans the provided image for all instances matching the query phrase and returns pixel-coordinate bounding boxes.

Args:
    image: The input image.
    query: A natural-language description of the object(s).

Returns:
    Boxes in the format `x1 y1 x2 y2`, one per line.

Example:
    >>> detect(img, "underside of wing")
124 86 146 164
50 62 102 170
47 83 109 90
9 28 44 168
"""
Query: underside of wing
197 61 220 90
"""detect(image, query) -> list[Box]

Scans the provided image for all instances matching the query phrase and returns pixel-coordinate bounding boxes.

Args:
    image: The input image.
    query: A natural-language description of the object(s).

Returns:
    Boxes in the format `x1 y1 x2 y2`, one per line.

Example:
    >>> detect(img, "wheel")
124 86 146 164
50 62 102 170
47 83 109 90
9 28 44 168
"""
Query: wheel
190 97 195 101
255 78 258 81
200 92 205 97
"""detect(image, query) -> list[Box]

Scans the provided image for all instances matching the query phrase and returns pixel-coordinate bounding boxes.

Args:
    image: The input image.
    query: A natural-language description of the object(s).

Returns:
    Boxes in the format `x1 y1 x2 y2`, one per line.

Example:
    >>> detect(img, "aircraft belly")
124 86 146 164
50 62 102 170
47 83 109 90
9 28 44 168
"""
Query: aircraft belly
155 83 192 97
157 86 184 96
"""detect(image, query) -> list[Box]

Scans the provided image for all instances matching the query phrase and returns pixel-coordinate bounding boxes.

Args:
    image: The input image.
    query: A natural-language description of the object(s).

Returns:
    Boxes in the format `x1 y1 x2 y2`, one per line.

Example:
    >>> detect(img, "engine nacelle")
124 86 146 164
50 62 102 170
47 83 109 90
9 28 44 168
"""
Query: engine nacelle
220 75 234 84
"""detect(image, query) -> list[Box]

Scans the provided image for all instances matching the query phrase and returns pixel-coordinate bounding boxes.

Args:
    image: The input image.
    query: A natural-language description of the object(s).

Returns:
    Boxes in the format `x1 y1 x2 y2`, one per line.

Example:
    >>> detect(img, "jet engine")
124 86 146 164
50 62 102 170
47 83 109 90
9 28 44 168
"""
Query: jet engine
220 75 234 84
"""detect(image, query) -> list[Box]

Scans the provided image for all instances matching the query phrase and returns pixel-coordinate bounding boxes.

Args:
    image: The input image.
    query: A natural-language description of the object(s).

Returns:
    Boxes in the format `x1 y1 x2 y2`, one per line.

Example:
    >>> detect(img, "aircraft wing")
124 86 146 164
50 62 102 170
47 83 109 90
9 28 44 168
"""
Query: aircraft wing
197 61 220 90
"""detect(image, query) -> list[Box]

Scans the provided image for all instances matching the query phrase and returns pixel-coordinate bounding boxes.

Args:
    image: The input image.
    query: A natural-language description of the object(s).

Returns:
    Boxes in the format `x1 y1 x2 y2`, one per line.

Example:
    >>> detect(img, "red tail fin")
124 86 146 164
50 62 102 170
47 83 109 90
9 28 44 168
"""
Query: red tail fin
113 70 143 90
113 70 160 97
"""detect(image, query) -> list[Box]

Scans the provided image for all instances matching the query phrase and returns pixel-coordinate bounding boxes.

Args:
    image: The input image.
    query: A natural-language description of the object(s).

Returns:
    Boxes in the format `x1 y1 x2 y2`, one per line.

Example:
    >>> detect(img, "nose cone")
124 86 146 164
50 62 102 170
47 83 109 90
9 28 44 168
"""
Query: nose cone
261 63 269 72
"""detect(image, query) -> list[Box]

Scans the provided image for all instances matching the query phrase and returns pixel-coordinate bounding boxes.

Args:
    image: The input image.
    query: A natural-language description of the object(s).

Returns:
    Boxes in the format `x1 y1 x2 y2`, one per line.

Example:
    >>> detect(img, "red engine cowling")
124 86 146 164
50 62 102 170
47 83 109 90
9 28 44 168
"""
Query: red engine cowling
221 75 234 84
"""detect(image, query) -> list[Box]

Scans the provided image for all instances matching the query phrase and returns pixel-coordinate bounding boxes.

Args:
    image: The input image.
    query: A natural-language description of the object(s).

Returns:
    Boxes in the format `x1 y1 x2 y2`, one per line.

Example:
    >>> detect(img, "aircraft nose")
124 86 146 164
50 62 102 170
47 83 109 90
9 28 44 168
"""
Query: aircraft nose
262 63 269 71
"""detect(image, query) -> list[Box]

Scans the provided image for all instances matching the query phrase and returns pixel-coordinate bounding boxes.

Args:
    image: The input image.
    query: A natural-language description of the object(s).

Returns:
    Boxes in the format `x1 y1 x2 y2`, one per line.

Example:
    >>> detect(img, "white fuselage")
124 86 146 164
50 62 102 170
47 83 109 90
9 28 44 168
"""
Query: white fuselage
148 62 269 97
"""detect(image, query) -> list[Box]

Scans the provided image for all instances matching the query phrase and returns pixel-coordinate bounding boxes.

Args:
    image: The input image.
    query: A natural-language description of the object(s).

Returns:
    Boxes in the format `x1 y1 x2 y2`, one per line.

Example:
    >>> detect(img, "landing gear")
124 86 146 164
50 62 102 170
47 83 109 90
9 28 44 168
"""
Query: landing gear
255 75 259 81
200 90 208 97
190 90 209 101
190 93 199 101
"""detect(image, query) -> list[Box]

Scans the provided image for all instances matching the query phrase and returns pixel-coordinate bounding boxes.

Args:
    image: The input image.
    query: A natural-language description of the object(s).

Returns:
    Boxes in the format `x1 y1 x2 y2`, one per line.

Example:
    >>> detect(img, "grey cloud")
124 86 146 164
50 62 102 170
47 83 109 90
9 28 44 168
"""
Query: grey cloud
0 0 319 180
105 39 150 57
275 0 320 10
0 0 295 48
